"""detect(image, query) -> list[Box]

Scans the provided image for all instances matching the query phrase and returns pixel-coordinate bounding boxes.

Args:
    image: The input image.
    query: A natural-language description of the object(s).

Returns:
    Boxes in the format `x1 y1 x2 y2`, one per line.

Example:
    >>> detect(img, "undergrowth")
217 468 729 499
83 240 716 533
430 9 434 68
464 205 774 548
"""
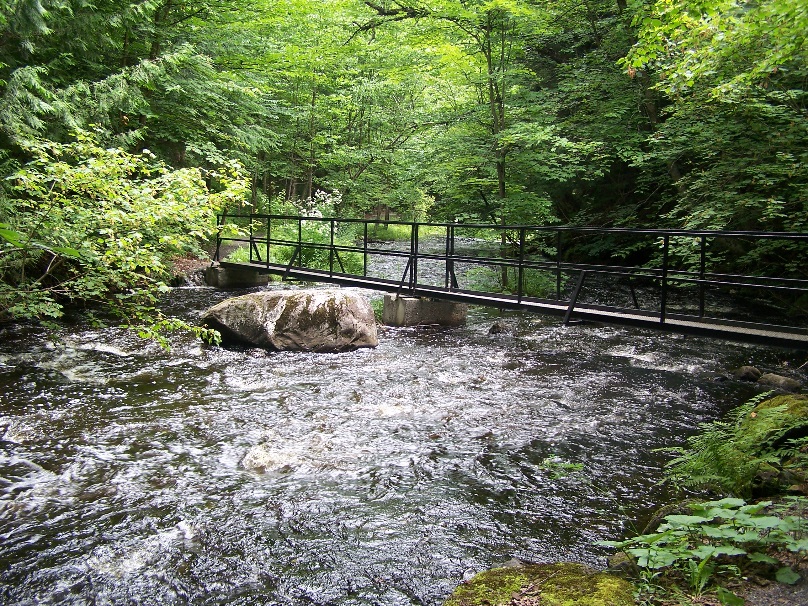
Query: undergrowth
662 391 808 498
601 391 808 605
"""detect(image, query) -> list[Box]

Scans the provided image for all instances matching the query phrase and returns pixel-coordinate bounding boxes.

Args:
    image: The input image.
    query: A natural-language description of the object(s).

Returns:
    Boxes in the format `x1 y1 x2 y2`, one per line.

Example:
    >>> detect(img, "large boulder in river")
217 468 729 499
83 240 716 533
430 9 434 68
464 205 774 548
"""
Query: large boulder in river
201 289 378 352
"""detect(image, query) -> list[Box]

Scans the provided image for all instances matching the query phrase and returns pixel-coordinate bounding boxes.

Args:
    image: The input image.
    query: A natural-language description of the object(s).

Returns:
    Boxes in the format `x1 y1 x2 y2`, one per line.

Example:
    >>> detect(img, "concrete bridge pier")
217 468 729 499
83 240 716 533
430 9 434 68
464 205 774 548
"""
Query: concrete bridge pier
205 264 269 289
382 294 467 327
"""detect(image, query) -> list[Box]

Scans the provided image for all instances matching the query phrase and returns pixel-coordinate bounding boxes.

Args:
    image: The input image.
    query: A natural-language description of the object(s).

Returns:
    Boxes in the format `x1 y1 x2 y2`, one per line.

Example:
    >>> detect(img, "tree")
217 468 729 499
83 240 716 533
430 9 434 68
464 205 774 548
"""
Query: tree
621 0 808 232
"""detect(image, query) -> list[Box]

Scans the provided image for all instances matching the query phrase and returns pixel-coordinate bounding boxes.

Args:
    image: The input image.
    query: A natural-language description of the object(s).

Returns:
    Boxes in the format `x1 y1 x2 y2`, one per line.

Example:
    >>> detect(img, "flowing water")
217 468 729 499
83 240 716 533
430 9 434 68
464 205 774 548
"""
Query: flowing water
1 275 805 604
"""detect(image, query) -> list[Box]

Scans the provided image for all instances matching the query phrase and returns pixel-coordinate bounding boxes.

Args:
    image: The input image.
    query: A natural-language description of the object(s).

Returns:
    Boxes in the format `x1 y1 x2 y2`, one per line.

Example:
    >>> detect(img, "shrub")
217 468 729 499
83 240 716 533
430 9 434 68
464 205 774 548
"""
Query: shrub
0 130 246 343
662 392 808 498
601 497 808 602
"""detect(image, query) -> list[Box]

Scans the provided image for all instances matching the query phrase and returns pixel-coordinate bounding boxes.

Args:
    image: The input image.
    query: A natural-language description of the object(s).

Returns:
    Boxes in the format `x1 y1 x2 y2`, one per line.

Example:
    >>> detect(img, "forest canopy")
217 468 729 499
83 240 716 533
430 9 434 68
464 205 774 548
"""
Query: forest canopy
0 0 805 325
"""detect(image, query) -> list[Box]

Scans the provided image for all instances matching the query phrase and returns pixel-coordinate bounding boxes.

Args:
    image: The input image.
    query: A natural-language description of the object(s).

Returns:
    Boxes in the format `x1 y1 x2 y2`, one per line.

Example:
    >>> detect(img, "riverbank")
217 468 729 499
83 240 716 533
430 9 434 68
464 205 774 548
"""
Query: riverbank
606 390 808 606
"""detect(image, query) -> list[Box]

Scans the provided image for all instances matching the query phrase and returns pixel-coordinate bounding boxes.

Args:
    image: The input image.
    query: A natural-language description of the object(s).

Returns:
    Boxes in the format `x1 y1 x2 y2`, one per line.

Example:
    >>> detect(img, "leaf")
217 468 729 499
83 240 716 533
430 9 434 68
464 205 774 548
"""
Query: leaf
663 514 711 527
51 246 83 258
716 587 745 606
745 515 784 530
748 552 780 565
776 566 801 585
712 545 747 557
705 498 747 509
628 547 678 569
0 225 25 247
787 538 808 552
702 526 740 539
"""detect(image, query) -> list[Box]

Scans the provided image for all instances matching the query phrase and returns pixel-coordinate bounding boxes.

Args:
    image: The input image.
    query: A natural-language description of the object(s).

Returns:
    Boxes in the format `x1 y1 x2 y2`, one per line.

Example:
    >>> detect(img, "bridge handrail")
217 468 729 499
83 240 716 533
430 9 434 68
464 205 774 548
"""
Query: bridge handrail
213 212 808 330
217 212 808 240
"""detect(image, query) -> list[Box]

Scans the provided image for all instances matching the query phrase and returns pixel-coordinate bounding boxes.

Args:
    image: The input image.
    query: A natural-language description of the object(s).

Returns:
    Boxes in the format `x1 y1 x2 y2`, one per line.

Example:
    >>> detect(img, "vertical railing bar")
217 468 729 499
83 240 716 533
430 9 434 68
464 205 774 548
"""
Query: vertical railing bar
699 235 707 318
297 217 302 268
556 230 562 300
661 234 670 324
628 277 640 309
329 218 335 276
412 222 419 289
444 224 450 289
264 214 270 268
363 221 368 277
249 214 254 263
450 224 458 289
214 212 224 262
518 227 526 303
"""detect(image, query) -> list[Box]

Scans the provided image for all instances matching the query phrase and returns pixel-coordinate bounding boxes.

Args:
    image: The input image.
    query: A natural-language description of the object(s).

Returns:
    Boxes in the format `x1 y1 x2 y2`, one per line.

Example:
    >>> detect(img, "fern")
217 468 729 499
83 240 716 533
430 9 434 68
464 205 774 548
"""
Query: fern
662 391 808 498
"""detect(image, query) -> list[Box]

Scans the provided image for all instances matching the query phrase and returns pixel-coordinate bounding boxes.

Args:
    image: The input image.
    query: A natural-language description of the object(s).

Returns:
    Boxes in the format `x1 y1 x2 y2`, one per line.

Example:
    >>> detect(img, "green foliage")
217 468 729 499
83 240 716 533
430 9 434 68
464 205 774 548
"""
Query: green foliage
223 246 252 264
619 0 808 239
600 497 808 601
463 265 559 298
370 297 384 323
1 0 804 328
267 221 364 275
661 392 808 498
538 455 584 480
133 315 222 351
0 130 247 335
366 223 413 242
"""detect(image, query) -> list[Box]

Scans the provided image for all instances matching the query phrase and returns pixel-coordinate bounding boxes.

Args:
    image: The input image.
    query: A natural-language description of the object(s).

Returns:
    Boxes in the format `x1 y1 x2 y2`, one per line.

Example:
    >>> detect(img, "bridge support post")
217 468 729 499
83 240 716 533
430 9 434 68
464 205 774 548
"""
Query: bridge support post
205 264 269 289
382 294 467 327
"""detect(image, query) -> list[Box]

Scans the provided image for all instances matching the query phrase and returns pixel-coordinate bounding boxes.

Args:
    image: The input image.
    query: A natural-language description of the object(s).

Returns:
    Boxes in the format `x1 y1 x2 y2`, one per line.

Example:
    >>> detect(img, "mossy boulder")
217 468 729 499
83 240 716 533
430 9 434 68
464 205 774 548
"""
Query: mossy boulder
743 394 808 447
743 394 808 494
201 289 378 352
443 562 634 606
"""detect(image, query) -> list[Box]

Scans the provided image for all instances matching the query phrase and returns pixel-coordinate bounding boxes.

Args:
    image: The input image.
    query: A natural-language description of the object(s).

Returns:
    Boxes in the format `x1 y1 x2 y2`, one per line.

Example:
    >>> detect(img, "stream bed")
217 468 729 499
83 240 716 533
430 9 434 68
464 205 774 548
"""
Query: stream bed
0 282 804 605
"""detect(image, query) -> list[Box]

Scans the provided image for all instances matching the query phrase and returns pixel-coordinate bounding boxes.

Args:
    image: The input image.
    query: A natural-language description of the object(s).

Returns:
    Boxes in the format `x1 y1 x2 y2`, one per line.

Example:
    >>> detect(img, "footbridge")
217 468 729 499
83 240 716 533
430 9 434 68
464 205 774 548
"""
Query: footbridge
213 213 808 349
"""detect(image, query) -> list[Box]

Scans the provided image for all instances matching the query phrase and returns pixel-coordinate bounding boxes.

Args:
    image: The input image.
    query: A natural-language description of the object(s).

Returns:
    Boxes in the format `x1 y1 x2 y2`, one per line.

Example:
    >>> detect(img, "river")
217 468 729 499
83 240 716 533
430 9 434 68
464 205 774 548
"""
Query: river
0 277 804 605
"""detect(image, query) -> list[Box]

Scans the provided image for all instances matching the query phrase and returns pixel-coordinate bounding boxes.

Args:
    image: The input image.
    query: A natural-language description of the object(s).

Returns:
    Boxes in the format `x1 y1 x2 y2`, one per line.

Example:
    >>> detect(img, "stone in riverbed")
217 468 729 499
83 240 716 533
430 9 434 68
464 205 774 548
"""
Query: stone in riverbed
758 373 802 392
733 365 763 382
443 561 634 606
201 289 378 353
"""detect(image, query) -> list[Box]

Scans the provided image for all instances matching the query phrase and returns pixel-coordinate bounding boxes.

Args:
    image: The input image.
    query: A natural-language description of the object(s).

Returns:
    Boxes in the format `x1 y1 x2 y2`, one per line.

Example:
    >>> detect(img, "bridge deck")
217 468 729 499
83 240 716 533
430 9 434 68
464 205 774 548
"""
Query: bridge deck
220 261 808 349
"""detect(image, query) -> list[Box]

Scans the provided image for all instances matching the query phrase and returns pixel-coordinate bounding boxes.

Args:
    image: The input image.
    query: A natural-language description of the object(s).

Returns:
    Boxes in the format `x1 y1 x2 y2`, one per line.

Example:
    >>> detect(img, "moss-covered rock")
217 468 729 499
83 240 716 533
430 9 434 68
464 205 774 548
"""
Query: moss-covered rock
758 373 802 393
740 394 808 495
743 394 808 448
443 562 634 606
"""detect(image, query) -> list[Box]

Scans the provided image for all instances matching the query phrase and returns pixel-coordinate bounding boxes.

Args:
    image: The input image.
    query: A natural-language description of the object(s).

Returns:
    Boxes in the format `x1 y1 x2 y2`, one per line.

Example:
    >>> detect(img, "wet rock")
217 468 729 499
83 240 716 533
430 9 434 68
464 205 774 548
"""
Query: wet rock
733 365 763 382
443 561 634 606
201 289 378 353
488 321 512 336
758 373 802 392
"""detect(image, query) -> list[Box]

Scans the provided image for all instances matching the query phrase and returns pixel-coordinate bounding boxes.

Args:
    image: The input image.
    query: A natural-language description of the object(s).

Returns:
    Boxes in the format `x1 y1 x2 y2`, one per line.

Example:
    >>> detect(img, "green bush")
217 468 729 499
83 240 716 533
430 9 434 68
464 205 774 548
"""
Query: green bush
268 222 364 274
0 130 246 342
463 265 558 298
601 497 808 602
223 246 252 264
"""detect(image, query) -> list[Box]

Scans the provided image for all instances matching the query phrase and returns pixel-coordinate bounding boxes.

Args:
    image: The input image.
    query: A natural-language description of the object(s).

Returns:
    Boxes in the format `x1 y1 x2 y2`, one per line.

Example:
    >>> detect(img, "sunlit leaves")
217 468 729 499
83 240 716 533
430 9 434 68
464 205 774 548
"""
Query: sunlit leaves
623 0 808 98
0 130 247 325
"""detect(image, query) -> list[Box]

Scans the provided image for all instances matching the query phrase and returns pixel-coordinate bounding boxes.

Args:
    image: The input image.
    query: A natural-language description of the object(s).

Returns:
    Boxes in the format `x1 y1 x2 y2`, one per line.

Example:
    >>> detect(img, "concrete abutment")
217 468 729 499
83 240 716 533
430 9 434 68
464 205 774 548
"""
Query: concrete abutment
382 294 467 327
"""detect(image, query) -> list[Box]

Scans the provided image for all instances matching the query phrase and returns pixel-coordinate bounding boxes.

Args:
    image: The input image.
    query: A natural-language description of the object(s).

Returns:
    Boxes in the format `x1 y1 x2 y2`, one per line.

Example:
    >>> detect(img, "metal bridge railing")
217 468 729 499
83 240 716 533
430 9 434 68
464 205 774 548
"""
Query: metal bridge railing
214 212 808 331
